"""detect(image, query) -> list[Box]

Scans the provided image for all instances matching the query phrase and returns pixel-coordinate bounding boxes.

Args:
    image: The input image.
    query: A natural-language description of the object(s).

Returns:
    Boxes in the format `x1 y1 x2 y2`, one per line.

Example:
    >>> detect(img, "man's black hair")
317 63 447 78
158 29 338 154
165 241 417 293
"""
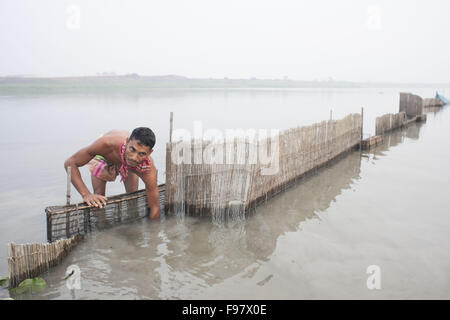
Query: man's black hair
130 127 156 149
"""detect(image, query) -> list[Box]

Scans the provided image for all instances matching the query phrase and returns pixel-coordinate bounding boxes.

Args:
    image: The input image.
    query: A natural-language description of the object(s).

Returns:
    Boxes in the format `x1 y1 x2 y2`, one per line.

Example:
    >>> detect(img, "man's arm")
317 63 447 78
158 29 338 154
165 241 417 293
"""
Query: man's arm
64 138 109 208
140 168 161 219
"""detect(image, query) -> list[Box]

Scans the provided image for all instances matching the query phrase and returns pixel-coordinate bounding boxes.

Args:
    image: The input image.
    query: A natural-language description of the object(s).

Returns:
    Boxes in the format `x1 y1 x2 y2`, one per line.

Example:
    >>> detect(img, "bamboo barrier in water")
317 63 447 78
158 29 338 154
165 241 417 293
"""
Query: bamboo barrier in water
375 110 428 137
7 235 83 288
375 112 408 136
400 92 423 118
423 98 444 108
165 113 362 220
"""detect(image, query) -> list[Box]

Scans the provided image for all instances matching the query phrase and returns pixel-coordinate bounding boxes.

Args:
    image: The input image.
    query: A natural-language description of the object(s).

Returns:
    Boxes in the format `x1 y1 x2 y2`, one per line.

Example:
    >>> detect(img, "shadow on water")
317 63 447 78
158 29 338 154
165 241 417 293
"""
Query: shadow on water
11 119 426 299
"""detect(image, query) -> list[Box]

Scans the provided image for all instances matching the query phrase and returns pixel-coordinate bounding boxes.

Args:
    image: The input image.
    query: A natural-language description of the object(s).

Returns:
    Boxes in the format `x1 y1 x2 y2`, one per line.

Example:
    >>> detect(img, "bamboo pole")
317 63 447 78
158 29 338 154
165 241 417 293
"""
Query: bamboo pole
169 111 173 143
360 107 364 150
66 166 71 205
7 243 14 287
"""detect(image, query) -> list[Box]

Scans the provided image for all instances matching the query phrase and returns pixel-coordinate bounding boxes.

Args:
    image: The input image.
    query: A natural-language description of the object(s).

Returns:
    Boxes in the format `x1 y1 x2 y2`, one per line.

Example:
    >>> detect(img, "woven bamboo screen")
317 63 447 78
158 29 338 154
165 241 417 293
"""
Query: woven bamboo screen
375 112 407 136
165 113 362 220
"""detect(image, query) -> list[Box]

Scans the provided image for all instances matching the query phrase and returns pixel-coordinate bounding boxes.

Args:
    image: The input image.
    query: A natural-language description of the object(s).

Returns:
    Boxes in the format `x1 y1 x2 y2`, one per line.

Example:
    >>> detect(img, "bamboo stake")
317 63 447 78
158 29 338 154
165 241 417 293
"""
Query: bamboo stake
169 111 173 144
66 166 71 205
8 243 14 287
360 107 364 150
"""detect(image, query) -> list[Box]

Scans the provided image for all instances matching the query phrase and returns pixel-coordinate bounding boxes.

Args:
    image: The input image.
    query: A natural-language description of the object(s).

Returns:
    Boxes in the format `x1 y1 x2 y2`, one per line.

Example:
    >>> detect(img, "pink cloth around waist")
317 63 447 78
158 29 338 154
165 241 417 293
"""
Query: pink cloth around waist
87 157 120 182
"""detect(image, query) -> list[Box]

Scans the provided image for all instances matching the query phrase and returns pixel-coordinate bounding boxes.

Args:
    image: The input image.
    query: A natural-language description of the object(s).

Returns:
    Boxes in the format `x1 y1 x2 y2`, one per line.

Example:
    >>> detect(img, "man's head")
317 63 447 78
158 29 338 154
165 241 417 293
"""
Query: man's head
125 127 156 166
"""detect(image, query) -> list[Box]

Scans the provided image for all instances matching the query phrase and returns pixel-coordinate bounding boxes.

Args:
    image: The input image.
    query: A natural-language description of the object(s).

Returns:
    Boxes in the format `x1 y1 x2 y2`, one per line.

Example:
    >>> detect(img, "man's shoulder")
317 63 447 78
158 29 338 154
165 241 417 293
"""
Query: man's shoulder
136 157 157 178
142 157 157 173
103 129 130 138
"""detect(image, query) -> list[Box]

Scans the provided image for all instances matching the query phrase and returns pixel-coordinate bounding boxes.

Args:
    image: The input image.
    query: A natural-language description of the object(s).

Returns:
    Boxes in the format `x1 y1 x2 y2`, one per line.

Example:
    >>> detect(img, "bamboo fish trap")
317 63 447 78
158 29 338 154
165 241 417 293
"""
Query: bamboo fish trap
45 184 166 242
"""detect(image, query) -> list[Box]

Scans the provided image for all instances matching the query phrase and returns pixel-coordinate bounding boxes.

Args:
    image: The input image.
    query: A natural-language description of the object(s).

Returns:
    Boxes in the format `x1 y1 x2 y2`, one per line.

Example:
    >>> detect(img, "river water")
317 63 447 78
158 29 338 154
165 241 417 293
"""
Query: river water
0 88 449 299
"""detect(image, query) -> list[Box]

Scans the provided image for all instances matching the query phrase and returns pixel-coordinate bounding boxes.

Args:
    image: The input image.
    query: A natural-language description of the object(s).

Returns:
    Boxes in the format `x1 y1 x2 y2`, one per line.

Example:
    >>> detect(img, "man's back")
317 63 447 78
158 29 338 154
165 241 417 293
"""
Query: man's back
95 130 131 166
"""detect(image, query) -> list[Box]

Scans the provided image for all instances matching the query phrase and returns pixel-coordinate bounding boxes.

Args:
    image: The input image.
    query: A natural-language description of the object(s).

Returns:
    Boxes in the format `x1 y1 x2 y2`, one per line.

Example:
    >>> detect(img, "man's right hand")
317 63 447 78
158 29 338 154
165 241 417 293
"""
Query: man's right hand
83 194 107 208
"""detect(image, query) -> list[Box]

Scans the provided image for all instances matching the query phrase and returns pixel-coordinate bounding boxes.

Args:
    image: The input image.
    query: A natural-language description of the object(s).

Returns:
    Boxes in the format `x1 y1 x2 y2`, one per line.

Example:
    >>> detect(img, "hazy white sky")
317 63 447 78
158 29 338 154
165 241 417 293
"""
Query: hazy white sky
1 0 450 82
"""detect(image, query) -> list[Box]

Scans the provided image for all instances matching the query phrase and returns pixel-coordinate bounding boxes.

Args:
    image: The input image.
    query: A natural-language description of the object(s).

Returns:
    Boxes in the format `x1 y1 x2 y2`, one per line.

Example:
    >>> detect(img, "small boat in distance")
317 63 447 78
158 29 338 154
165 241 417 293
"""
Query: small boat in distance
436 91 450 104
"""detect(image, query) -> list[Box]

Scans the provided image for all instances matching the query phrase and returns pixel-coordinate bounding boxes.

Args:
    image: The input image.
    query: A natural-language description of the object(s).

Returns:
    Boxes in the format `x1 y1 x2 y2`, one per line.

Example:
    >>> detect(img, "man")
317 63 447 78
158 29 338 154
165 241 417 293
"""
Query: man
64 127 160 219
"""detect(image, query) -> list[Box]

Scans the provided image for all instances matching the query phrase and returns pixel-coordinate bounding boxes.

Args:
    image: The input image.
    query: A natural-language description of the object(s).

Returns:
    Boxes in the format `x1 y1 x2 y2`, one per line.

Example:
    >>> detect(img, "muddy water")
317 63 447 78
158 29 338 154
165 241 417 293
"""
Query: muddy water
1 89 449 299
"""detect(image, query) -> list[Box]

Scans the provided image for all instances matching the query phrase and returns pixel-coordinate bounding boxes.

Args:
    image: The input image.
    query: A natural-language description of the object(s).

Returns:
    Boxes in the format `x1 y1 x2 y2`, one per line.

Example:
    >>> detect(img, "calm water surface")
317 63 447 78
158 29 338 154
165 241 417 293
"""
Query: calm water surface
0 88 449 299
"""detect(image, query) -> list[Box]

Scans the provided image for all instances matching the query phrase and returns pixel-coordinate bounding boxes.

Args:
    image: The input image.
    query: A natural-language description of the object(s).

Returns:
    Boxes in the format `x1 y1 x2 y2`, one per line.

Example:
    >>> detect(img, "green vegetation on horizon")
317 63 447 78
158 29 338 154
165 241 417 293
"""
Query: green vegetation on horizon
0 75 448 94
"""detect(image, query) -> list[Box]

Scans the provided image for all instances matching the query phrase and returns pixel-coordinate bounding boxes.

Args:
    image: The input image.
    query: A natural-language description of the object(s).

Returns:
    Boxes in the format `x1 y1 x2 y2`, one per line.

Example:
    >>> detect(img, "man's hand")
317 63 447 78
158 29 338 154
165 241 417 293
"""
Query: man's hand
139 167 160 219
83 194 107 208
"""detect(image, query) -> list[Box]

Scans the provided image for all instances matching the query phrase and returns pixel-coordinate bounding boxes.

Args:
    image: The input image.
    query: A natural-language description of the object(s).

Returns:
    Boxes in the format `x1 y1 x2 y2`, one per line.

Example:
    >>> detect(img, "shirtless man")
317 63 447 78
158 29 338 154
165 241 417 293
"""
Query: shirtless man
64 127 160 219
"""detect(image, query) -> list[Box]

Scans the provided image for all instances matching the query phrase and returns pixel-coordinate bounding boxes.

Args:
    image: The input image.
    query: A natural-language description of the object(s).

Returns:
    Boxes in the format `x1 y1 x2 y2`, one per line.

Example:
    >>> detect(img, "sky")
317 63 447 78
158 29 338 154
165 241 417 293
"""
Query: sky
1 0 450 83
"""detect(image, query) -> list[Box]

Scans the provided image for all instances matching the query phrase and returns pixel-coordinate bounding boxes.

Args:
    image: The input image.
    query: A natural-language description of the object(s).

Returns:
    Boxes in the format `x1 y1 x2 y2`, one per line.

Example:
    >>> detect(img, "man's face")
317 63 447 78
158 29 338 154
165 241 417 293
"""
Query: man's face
124 138 153 166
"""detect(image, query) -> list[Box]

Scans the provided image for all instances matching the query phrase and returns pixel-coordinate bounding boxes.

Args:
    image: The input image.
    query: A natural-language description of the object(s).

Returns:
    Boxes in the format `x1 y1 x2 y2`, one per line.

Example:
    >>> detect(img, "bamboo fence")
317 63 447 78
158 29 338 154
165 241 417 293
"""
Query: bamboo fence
7 235 83 288
400 92 423 118
165 113 362 221
375 112 408 136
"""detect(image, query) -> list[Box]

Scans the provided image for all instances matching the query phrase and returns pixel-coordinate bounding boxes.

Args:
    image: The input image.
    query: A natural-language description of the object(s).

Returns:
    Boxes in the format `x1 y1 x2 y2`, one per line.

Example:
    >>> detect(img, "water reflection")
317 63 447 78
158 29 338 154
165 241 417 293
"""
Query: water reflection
371 120 424 158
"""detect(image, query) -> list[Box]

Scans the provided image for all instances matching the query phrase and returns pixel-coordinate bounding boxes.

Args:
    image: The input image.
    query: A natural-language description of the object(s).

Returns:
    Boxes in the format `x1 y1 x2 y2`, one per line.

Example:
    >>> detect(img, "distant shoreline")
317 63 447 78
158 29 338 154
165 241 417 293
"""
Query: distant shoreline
1 75 449 94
